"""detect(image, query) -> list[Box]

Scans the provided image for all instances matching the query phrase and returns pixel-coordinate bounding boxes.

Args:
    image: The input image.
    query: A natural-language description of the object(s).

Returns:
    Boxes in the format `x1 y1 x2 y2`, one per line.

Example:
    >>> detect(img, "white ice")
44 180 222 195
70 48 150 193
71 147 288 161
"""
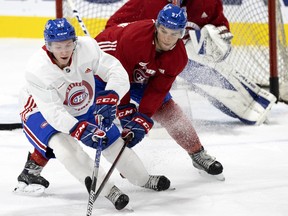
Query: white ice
1 39 288 216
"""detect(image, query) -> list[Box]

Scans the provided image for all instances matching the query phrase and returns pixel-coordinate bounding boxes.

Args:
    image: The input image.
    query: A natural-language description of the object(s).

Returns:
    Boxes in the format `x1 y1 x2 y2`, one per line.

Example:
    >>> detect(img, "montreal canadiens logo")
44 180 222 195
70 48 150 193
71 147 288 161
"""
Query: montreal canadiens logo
40 121 49 128
64 81 93 110
69 89 88 106
133 62 156 84
133 68 149 83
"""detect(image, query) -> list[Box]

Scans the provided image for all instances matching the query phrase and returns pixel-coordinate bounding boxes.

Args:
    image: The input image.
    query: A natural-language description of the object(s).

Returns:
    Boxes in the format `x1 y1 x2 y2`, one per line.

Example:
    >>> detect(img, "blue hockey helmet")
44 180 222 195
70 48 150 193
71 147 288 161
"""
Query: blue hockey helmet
44 18 76 43
156 4 187 31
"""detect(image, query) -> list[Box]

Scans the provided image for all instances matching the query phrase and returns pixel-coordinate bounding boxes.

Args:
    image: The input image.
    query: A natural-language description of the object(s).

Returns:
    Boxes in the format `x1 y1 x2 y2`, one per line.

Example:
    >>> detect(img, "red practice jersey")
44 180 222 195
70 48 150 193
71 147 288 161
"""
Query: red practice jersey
96 20 188 117
106 0 229 30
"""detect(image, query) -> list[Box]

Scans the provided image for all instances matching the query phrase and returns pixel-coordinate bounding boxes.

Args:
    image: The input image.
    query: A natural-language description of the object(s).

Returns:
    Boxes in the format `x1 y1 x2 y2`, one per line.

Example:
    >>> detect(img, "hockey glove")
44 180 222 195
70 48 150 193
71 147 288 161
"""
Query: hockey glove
70 121 107 149
95 90 119 128
201 24 233 62
117 103 137 128
121 112 153 148
216 25 233 43
183 21 201 43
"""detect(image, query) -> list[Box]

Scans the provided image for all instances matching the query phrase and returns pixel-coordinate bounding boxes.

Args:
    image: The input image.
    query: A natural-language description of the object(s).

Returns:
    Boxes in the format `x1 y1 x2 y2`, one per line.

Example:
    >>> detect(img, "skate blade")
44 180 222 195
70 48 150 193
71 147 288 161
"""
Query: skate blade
13 181 46 196
121 204 134 212
168 187 176 191
198 170 225 181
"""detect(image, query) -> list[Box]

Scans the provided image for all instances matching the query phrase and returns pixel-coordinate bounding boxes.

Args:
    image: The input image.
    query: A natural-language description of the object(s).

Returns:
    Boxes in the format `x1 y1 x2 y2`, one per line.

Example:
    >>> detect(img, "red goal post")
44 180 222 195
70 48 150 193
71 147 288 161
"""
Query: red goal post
223 0 288 102
55 0 288 102
268 0 279 97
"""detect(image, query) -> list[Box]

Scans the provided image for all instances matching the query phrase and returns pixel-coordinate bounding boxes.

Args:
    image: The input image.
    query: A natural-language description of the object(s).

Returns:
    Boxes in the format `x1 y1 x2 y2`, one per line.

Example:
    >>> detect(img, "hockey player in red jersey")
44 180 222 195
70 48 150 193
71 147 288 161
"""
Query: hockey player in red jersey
95 4 224 179
104 0 276 126
14 18 171 210
106 0 229 30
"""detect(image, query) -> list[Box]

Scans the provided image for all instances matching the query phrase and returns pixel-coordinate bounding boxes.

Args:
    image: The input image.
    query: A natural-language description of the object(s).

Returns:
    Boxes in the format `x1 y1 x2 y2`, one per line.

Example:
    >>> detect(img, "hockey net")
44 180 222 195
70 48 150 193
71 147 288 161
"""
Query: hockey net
223 0 288 100
61 0 128 37
58 0 288 100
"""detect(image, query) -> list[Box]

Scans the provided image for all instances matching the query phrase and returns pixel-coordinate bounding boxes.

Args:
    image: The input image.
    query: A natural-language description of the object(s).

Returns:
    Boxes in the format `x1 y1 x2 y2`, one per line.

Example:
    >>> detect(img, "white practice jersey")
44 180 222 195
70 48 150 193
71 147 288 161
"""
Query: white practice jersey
20 36 129 133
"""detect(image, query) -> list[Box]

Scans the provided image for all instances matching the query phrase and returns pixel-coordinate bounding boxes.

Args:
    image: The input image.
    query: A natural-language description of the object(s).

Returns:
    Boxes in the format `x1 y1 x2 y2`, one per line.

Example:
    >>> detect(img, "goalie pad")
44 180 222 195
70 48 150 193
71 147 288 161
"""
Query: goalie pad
186 24 233 63
179 59 276 125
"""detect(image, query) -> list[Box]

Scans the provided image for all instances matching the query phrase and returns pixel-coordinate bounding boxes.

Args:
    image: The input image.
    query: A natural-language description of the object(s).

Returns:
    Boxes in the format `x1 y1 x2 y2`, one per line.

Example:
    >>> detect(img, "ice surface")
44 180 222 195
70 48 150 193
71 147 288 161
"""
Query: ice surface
1 39 288 216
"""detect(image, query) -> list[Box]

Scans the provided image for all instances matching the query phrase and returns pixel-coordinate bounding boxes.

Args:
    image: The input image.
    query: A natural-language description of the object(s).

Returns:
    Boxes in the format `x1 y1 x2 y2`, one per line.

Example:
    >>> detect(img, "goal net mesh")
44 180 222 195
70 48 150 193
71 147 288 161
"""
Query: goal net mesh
62 0 288 90
223 0 288 87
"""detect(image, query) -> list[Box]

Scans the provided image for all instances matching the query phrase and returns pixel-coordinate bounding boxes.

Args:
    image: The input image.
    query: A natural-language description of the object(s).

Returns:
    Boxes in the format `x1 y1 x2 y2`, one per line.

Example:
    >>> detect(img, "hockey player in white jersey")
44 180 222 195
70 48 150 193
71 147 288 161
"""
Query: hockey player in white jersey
14 18 170 210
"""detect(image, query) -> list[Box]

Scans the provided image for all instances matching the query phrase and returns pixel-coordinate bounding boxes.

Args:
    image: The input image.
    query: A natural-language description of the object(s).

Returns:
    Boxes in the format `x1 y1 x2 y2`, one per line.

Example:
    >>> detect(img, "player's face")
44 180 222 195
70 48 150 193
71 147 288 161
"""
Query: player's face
49 39 76 68
155 25 182 51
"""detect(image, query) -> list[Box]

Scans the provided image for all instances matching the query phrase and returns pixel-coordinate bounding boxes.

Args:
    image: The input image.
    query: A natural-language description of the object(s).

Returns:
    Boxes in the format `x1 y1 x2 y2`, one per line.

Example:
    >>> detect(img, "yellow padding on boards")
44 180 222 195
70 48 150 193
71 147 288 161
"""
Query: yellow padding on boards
67 17 108 37
1 16 288 45
0 16 54 38
230 23 288 46
0 16 108 38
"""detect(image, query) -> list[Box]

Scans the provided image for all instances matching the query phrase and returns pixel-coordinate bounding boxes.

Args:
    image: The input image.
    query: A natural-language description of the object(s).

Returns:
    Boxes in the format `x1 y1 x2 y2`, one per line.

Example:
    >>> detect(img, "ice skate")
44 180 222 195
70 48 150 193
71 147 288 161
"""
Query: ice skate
105 185 129 210
143 175 171 191
14 181 46 195
85 176 129 211
190 147 225 181
14 153 49 195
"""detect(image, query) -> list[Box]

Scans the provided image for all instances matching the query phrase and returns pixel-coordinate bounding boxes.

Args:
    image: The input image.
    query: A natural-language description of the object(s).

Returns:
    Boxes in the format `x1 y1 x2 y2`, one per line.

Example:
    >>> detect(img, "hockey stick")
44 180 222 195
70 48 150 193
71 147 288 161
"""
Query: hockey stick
64 2 104 213
66 0 90 36
86 115 105 216
0 123 22 130
92 133 134 203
